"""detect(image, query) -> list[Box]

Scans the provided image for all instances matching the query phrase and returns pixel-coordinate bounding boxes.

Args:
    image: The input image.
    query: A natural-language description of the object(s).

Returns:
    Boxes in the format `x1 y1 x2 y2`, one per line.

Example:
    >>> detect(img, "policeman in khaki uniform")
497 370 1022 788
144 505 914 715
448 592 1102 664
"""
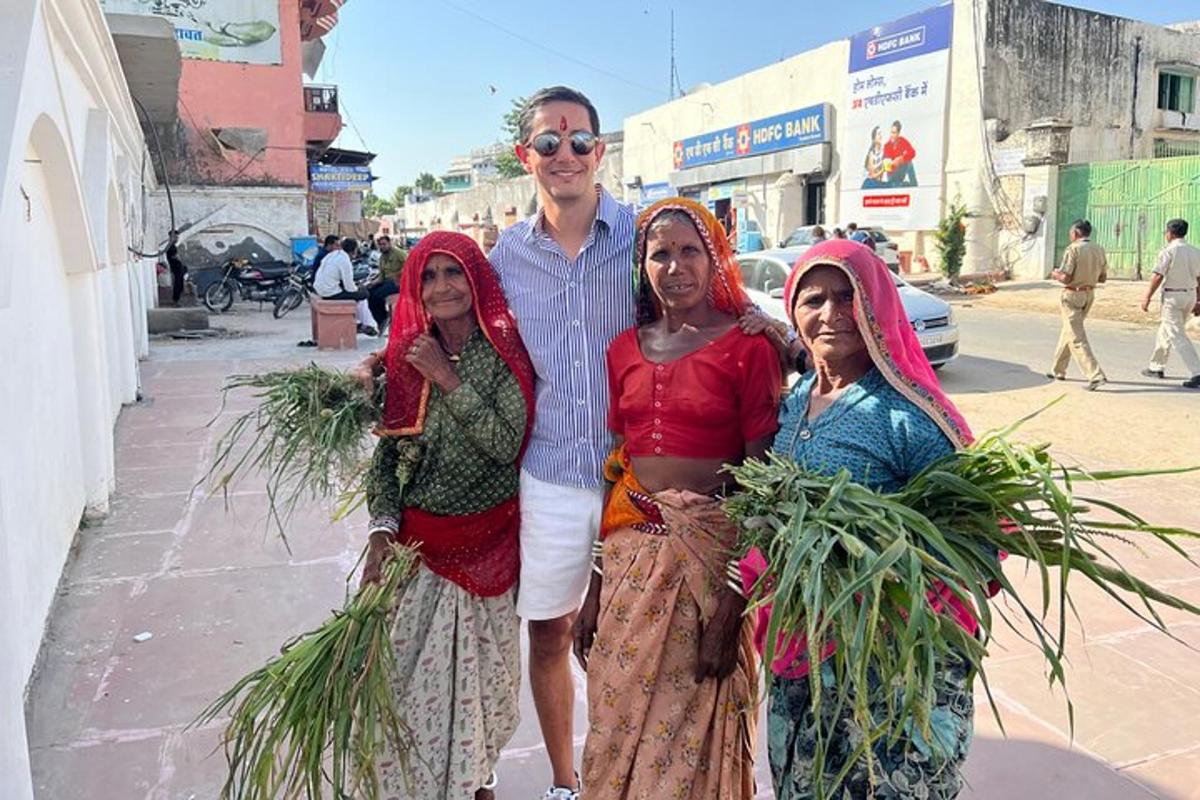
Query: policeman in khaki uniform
1140 218 1200 389
1048 219 1108 390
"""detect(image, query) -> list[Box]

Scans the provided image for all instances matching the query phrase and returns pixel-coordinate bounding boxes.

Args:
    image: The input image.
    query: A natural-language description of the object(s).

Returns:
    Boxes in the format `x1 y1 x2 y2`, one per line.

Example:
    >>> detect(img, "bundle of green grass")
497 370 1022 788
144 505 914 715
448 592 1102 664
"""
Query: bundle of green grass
204 365 380 536
724 415 1200 798
195 543 419 800
198 366 424 799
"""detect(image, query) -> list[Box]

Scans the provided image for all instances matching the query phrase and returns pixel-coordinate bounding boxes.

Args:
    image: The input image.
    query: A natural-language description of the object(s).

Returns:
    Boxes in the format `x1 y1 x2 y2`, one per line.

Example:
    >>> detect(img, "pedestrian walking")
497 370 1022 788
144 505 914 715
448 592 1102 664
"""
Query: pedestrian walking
1048 219 1107 390
1140 218 1200 389
165 229 187 306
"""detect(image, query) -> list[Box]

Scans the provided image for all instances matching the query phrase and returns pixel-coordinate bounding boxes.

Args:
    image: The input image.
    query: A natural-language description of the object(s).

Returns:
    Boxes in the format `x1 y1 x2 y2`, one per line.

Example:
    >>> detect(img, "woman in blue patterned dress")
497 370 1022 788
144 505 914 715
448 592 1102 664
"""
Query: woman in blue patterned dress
743 239 980 799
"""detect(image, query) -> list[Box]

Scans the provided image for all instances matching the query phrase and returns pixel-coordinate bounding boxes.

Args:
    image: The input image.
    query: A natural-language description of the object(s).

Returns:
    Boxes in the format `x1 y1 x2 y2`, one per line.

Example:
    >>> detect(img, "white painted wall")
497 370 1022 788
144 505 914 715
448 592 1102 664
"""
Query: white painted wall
152 184 309 265
0 1 155 797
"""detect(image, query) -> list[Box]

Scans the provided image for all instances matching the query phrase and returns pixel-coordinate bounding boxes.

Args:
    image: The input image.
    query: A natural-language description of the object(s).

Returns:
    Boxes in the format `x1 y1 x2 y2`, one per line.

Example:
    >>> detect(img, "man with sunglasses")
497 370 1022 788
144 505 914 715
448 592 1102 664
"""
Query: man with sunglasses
350 87 630 799
490 86 635 800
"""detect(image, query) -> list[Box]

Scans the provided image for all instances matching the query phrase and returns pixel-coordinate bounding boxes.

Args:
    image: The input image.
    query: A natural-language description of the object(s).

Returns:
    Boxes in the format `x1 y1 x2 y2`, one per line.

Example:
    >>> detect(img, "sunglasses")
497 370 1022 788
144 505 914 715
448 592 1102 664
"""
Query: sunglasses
527 130 598 157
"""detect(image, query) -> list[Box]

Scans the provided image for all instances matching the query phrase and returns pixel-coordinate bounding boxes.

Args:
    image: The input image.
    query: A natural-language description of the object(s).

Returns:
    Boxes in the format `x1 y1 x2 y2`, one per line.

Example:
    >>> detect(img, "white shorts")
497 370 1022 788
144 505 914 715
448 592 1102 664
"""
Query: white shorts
515 469 604 621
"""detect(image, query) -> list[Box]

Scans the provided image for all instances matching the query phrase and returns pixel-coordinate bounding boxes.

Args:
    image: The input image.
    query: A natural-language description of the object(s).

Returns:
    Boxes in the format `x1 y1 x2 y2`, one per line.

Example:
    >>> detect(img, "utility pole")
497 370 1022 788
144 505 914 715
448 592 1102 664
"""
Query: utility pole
669 9 676 99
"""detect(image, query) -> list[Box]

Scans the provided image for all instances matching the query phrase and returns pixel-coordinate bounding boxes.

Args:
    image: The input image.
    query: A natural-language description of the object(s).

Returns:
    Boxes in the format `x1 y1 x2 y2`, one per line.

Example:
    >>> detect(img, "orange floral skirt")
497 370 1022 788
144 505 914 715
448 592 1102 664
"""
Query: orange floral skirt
581 475 757 799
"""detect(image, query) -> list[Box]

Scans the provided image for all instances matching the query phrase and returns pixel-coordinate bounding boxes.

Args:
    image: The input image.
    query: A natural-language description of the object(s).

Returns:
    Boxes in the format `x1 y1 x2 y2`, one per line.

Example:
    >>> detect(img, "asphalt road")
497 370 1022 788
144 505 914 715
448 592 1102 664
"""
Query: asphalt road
940 302 1200 397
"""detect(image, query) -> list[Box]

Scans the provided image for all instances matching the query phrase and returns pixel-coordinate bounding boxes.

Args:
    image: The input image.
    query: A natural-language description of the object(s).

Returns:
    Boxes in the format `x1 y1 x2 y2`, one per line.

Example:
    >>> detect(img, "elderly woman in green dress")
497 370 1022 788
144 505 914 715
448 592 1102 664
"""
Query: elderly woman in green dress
360 231 536 800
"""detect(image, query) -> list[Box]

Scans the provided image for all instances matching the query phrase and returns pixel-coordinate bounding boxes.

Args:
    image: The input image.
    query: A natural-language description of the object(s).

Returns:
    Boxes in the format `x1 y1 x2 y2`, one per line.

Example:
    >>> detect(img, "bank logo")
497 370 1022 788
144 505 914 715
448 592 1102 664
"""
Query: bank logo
865 25 926 60
673 141 684 168
735 125 751 155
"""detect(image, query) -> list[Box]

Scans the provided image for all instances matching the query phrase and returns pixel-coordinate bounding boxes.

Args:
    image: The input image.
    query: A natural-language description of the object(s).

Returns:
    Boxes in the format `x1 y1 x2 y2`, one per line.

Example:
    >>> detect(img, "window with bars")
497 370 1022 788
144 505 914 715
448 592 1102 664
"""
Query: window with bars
304 86 339 114
1157 72 1196 114
1154 138 1200 158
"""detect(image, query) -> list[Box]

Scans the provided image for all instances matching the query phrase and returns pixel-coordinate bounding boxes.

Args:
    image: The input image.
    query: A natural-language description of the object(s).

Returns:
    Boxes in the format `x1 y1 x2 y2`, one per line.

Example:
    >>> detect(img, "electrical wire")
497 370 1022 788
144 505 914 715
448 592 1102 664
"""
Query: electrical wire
128 93 175 257
437 0 666 98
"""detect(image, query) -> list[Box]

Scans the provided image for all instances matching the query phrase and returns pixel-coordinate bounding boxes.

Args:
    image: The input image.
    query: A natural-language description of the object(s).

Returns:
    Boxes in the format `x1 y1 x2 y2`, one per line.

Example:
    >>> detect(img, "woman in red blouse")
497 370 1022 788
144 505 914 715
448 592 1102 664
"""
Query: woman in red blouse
574 198 782 799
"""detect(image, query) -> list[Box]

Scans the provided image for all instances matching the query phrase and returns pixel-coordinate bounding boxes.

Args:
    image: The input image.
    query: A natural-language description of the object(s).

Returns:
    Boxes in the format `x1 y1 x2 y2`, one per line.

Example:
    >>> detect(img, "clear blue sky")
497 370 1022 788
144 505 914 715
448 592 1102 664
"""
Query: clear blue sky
314 1 1190 196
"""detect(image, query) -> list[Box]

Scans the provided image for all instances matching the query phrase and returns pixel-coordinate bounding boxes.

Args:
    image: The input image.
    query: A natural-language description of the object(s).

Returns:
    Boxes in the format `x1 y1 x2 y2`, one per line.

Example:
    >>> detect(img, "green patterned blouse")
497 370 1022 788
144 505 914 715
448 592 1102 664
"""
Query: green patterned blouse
365 329 526 523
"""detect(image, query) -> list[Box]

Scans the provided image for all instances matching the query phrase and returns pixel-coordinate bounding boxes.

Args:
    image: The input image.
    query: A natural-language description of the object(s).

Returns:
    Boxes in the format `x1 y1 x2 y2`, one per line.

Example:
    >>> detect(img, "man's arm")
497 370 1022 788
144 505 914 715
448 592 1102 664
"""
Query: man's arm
1143 247 1172 312
1051 246 1074 285
339 254 357 293
1142 273 1164 313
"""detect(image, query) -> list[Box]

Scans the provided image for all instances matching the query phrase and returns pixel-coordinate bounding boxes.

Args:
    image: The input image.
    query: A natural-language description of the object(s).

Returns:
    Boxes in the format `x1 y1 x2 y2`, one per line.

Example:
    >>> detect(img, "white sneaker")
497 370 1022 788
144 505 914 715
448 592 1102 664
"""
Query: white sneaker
541 773 580 800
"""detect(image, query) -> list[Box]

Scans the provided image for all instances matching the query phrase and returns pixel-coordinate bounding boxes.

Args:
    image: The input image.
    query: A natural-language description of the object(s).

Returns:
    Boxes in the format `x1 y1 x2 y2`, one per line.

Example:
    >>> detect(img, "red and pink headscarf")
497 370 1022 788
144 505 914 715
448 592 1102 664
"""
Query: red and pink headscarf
379 231 535 449
784 239 973 448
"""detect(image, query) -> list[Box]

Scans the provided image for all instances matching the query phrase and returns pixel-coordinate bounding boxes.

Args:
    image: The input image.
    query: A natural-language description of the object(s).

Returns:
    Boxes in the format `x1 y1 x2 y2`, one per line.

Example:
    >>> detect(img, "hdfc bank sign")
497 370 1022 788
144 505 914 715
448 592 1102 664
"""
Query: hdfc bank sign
865 25 928 61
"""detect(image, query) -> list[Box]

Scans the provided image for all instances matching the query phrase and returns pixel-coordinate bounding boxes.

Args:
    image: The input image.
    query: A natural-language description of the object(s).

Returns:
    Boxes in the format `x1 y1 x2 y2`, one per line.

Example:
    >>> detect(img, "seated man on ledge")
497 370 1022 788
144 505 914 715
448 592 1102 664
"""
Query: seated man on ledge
313 236 378 336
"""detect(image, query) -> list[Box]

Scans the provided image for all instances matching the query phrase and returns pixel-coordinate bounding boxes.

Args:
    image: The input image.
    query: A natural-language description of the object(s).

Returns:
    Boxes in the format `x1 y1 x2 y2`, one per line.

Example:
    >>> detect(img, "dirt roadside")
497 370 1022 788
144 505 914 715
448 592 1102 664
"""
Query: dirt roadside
907 273 1200 336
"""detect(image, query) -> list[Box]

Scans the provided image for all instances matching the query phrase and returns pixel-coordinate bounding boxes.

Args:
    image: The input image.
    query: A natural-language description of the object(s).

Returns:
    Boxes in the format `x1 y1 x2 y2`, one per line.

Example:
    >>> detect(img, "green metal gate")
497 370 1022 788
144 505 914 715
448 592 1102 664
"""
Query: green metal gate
1056 155 1200 279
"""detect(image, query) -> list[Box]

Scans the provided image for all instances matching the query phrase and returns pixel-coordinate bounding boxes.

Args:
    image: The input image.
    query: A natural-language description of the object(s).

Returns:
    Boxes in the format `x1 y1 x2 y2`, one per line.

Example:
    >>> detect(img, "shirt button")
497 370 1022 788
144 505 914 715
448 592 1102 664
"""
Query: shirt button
569 281 577 288
655 364 664 372
577 399 585 406
574 360 582 368
572 320 581 327
654 418 661 425
654 401 661 408
654 446 662 454
655 384 663 390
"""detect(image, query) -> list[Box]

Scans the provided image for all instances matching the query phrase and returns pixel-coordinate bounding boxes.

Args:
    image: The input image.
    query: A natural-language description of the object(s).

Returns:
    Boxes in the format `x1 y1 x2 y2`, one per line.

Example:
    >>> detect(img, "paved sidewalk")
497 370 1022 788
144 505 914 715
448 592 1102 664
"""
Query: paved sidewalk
23 306 1200 799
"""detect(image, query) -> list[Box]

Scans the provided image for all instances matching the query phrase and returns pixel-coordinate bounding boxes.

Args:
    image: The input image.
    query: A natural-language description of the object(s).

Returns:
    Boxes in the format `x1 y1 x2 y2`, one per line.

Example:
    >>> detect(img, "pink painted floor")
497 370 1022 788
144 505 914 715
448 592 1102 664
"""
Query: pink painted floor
23 308 1200 799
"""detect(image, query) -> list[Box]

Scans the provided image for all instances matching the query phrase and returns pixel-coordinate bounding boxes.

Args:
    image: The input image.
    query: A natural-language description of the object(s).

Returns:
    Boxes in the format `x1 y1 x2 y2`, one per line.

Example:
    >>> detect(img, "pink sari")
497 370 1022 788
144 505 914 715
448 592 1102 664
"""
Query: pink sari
739 239 978 678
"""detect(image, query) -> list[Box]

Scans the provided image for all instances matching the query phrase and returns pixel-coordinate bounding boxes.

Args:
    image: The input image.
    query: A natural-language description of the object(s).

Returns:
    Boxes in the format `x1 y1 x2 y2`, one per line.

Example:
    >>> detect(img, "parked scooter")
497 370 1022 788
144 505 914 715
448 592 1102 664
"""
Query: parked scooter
203 257 293 313
272 265 313 319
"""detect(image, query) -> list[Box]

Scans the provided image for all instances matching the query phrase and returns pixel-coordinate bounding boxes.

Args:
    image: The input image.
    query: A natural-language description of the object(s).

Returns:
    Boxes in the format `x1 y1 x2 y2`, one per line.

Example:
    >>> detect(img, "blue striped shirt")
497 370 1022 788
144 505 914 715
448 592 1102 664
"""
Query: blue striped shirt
490 187 636 489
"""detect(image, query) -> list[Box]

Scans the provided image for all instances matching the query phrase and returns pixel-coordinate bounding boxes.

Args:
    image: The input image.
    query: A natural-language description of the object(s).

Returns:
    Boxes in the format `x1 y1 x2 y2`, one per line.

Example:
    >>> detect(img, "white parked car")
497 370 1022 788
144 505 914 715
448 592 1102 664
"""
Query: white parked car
781 225 902 272
736 248 959 368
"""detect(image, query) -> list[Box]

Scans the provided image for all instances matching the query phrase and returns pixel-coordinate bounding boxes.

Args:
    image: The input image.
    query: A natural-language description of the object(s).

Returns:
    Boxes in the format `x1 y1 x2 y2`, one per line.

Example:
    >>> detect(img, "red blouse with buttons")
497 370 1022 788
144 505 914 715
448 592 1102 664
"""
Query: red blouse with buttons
606 325 783 459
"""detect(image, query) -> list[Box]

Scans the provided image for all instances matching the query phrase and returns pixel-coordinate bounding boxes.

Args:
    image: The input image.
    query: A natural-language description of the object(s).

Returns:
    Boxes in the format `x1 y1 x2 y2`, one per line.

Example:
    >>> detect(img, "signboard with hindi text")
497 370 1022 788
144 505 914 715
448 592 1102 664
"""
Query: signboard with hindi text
840 5 952 229
672 105 830 171
100 0 282 65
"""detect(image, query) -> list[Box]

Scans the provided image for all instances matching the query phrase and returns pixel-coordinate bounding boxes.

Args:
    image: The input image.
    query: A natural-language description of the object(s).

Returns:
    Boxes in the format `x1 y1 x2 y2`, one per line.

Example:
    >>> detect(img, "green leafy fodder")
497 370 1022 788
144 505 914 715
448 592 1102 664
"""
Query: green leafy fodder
201 365 381 538
725 425 1200 798
193 543 420 800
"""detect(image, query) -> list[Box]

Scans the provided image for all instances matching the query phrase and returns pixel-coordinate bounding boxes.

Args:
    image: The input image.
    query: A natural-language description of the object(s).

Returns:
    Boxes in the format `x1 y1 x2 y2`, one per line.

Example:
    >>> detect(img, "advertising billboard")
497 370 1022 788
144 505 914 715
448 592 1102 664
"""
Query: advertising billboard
101 0 282 65
840 5 953 229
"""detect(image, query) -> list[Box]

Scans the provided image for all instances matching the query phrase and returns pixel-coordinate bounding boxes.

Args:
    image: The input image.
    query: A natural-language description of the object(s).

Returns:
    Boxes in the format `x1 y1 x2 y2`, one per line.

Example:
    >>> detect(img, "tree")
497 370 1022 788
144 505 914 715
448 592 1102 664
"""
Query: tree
390 185 411 208
935 201 968 283
493 96 529 179
361 190 396 218
502 96 526 143
415 172 443 195
494 149 526 179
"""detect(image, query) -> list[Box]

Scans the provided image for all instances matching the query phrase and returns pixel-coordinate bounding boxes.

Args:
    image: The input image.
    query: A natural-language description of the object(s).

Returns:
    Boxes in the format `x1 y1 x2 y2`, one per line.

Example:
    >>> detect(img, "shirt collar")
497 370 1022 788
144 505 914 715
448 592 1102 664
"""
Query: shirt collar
523 184 615 243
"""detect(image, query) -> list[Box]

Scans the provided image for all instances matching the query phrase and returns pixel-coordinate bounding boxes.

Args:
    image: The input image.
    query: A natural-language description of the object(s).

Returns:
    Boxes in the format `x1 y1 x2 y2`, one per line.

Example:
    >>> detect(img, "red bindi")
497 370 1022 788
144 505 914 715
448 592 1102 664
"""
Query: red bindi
558 116 568 132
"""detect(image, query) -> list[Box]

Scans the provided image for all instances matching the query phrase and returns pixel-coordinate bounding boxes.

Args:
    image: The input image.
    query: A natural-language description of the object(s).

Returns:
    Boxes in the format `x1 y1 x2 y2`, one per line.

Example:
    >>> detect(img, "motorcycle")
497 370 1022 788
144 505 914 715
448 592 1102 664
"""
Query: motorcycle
272 266 313 319
203 257 293 313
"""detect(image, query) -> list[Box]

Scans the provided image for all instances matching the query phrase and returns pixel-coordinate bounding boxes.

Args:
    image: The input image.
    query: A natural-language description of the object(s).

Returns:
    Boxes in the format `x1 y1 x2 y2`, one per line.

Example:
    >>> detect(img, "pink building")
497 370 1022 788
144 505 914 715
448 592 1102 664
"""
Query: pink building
105 0 347 268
